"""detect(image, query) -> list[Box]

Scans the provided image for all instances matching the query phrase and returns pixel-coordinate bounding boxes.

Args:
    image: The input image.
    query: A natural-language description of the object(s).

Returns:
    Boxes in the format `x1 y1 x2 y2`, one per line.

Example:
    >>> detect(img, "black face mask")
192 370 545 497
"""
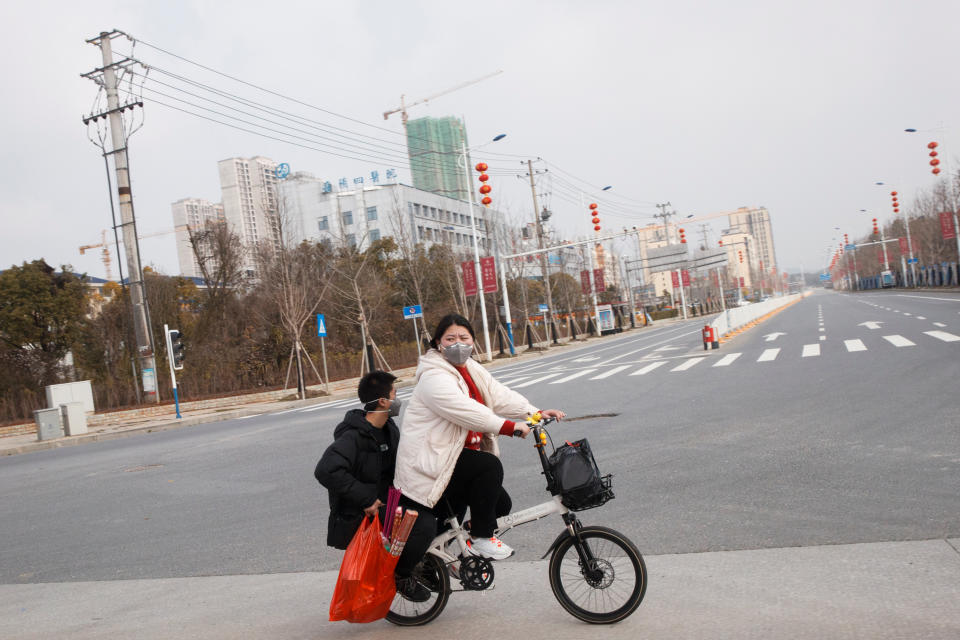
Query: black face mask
364 398 402 418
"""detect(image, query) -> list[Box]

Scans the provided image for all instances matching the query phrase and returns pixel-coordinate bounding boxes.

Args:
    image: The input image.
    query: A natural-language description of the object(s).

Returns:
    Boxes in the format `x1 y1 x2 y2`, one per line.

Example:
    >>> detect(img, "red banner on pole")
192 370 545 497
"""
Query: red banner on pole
739 276 745 287
671 271 680 288
480 256 497 293
462 260 478 296
898 237 908 254
593 268 606 292
681 270 691 287
711 271 719 287
940 211 956 239
580 270 592 295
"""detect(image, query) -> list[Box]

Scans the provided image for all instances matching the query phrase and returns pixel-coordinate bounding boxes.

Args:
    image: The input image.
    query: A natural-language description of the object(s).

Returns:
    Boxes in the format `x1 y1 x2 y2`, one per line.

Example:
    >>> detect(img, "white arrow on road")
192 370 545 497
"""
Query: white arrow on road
763 332 786 342
653 345 683 351
858 321 884 330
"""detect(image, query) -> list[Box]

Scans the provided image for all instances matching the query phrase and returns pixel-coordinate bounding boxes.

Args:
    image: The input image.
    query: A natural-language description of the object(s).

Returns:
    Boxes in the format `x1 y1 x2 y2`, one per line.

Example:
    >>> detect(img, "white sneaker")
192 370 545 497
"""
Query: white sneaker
466 535 514 560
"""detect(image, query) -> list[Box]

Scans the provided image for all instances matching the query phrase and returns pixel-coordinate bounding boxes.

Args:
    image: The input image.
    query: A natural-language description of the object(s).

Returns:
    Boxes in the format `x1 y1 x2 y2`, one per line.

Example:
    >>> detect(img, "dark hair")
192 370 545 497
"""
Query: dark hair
357 370 397 405
429 313 476 350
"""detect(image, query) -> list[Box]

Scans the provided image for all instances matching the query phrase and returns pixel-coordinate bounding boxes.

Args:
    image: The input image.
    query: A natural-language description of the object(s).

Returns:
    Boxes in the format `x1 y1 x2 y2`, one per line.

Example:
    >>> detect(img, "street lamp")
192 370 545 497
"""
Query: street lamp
459 134 506 362
905 127 960 266
875 181 917 286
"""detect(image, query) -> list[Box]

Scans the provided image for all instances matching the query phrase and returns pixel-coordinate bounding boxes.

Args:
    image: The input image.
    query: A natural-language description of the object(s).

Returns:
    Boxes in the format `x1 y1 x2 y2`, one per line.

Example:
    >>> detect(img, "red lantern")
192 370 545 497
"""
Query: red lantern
589 203 598 210
475 162 488 172
479 184 491 194
894 208 899 213
481 196 492 205
890 191 897 196
592 217 600 224
929 151 938 157
478 173 489 182
594 225 601 231
931 158 940 166
933 167 941 175
928 141 938 150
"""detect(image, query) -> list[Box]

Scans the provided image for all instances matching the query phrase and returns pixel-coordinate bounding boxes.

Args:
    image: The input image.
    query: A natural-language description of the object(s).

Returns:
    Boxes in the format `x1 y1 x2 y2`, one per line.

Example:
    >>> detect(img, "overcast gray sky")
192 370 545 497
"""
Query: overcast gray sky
3 0 959 279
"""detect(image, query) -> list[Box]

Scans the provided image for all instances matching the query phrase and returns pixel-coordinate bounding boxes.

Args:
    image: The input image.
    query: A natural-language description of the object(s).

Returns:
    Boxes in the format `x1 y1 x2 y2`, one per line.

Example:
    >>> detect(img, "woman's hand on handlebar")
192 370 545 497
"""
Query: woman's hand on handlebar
512 423 531 439
539 409 566 421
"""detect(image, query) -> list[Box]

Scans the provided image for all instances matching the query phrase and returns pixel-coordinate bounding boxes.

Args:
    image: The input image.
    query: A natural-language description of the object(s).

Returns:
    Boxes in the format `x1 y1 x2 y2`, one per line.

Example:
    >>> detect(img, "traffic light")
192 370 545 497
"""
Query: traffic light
678 227 686 243
168 328 185 370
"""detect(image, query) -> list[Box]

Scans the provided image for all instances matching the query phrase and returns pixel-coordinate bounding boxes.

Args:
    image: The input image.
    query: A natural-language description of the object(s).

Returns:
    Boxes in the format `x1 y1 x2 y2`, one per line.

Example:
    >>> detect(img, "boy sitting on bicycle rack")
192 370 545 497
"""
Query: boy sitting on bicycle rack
314 371 436 602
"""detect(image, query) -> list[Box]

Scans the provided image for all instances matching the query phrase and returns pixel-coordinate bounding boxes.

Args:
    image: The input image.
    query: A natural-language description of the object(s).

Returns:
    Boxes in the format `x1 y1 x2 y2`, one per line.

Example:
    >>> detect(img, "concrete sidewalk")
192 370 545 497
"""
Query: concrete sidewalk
1 538 958 639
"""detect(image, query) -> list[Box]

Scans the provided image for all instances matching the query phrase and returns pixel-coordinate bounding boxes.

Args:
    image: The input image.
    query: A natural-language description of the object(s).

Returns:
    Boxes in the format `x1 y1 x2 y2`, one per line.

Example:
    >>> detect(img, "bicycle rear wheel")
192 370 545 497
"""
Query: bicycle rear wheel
548 525 646 624
385 553 450 626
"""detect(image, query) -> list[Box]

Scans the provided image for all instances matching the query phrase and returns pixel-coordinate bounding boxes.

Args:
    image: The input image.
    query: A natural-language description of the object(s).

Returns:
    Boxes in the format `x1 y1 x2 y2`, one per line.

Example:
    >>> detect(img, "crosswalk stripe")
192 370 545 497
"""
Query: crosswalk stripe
550 369 597 384
511 372 562 388
671 358 704 372
630 361 667 376
713 353 742 367
933 322 947 328
883 335 915 347
845 339 867 352
925 330 960 343
497 376 530 387
802 344 820 357
757 348 780 362
590 365 631 380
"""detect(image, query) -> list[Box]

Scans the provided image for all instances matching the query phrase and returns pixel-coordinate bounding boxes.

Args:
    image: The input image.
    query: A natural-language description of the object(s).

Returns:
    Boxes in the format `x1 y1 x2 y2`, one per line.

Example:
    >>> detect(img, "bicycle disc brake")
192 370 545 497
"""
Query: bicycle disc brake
459 556 495 590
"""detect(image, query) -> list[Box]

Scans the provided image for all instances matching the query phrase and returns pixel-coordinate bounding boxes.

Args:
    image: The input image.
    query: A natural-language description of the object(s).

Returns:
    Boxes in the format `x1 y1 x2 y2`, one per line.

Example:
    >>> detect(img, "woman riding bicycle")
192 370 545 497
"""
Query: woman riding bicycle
394 313 565 561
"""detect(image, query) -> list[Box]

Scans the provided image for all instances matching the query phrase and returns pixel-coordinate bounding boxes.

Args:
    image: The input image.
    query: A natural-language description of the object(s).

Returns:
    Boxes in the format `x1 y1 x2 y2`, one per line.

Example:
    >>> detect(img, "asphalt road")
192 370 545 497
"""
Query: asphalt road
1 290 958 586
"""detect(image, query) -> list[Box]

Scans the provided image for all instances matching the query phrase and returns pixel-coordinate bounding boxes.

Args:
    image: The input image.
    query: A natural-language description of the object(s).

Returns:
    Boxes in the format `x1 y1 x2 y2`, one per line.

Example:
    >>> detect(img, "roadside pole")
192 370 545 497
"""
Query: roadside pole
499 257 516 355
403 306 424 358
317 314 329 395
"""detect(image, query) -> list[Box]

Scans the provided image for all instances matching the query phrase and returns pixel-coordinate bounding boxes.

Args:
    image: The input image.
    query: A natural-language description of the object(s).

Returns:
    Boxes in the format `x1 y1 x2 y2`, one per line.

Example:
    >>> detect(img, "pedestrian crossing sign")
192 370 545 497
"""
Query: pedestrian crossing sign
317 314 327 337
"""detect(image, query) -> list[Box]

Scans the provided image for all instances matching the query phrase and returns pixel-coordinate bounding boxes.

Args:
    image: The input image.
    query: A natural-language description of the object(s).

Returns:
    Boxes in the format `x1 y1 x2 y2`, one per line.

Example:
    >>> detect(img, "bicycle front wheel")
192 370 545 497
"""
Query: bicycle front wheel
548 525 646 624
385 553 450 626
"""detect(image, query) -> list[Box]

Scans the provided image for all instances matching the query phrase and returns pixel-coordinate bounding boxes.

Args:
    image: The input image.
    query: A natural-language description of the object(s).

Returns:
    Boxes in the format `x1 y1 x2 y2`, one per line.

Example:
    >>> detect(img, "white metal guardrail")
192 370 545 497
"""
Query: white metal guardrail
709 293 803 337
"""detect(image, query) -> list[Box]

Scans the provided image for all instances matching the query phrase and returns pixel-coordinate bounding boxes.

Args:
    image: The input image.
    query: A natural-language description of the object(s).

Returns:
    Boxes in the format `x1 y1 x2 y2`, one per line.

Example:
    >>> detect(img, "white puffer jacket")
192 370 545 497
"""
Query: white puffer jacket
394 349 539 508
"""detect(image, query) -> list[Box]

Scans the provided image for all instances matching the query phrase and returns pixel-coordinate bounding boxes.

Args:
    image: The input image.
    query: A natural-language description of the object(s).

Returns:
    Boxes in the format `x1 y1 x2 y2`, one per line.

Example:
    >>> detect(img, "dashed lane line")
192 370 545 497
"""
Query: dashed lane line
925 330 960 343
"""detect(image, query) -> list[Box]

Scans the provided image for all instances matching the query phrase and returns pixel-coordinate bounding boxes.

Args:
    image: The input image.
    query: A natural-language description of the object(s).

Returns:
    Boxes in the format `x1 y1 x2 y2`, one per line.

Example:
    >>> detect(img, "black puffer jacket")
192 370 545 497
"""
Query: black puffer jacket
314 409 400 549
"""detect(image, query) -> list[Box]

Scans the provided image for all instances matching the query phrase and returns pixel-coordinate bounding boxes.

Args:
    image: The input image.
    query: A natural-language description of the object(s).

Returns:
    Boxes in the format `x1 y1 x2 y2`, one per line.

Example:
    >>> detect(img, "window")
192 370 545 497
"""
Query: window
342 210 353 226
417 226 424 240
366 206 378 221
317 216 329 231
369 228 381 242
346 233 357 247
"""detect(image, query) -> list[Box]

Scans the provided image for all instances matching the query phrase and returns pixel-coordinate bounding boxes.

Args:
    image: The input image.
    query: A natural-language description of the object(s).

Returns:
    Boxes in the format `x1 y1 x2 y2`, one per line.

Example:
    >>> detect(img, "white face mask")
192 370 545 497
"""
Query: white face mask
441 342 473 366
364 398 402 417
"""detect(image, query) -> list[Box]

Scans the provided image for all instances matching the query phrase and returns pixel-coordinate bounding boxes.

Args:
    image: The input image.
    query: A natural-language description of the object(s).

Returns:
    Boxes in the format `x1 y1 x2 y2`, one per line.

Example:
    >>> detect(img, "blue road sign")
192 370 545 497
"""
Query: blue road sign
845 244 857 251
819 274 830 281
317 313 327 337
403 305 423 319
908 258 919 264
275 163 290 179
538 304 548 312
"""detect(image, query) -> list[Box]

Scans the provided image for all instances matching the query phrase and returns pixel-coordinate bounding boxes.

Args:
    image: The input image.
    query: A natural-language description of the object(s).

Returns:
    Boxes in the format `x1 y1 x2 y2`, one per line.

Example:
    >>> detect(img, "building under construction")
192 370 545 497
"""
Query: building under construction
406 116 471 201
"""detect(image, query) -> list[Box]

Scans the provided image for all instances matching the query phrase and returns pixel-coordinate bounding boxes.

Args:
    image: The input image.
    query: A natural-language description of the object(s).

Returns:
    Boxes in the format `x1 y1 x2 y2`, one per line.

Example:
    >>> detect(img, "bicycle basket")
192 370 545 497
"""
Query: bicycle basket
547 438 614 511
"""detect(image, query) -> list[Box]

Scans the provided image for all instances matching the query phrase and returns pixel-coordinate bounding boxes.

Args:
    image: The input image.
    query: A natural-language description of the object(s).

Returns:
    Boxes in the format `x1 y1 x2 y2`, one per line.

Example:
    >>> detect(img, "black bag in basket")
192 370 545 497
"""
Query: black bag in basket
548 438 611 510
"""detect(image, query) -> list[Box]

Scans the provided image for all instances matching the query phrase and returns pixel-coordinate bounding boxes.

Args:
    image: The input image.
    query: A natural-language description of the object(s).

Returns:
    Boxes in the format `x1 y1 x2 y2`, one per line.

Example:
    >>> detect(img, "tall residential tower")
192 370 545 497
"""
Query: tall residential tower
406 116 471 201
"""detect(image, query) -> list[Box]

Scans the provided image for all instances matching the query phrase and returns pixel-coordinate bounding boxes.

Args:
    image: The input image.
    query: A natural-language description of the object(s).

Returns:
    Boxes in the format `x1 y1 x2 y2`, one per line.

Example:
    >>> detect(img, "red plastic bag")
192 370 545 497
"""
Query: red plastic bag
329 513 400 623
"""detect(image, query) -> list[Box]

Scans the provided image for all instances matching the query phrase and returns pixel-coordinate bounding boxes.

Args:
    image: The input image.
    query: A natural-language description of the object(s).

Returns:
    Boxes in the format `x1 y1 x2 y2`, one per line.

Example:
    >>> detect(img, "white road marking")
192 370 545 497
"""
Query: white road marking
903 313 912 316
757 348 780 362
819 336 826 341
272 407 308 415
590 365 631 380
671 358 705 372
883 335 915 347
925 330 960 343
496 376 530 387
238 414 262 420
511 372 563 388
802 344 820 357
844 339 867 352
933 322 947 328
630 361 667 376
550 369 598 384
713 353 742 367
819 328 825 332
917 316 926 320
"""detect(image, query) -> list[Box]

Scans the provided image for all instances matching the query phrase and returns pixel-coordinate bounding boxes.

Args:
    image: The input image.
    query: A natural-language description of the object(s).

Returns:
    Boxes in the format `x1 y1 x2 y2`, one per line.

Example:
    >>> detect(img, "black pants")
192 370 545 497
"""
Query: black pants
396 449 512 573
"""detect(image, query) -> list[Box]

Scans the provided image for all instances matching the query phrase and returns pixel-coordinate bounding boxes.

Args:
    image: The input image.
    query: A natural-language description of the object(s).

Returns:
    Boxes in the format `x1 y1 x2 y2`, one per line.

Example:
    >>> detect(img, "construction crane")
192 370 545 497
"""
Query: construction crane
79 225 189 281
79 230 113 281
383 70 504 126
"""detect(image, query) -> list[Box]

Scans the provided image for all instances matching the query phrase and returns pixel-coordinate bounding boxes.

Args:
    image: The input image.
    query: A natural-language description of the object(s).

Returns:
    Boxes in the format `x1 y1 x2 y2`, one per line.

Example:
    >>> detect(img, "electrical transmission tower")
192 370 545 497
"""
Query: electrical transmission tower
81 30 159 403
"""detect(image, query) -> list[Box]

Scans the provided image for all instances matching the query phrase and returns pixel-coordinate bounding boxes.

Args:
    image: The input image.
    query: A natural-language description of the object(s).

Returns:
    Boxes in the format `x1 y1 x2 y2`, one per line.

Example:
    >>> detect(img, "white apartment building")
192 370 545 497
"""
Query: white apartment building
727 207 777 277
171 198 225 278
219 156 280 273
277 173 507 255
720 229 758 290
634 223 676 300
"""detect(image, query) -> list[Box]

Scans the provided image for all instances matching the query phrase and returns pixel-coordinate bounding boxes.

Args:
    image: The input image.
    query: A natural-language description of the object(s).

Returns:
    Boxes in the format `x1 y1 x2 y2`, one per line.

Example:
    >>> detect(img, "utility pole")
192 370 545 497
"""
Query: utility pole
526 160 557 344
653 202 677 309
83 31 158 403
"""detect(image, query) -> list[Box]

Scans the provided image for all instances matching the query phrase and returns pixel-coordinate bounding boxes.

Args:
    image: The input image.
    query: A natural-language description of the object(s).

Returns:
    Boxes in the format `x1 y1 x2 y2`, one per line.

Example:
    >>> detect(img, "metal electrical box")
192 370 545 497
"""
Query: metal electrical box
60 402 88 436
34 408 64 441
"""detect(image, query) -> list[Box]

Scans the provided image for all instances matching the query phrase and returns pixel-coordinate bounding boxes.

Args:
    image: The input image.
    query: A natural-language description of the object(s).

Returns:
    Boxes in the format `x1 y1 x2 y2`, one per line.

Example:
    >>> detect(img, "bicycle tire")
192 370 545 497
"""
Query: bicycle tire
548 525 646 624
385 553 450 626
